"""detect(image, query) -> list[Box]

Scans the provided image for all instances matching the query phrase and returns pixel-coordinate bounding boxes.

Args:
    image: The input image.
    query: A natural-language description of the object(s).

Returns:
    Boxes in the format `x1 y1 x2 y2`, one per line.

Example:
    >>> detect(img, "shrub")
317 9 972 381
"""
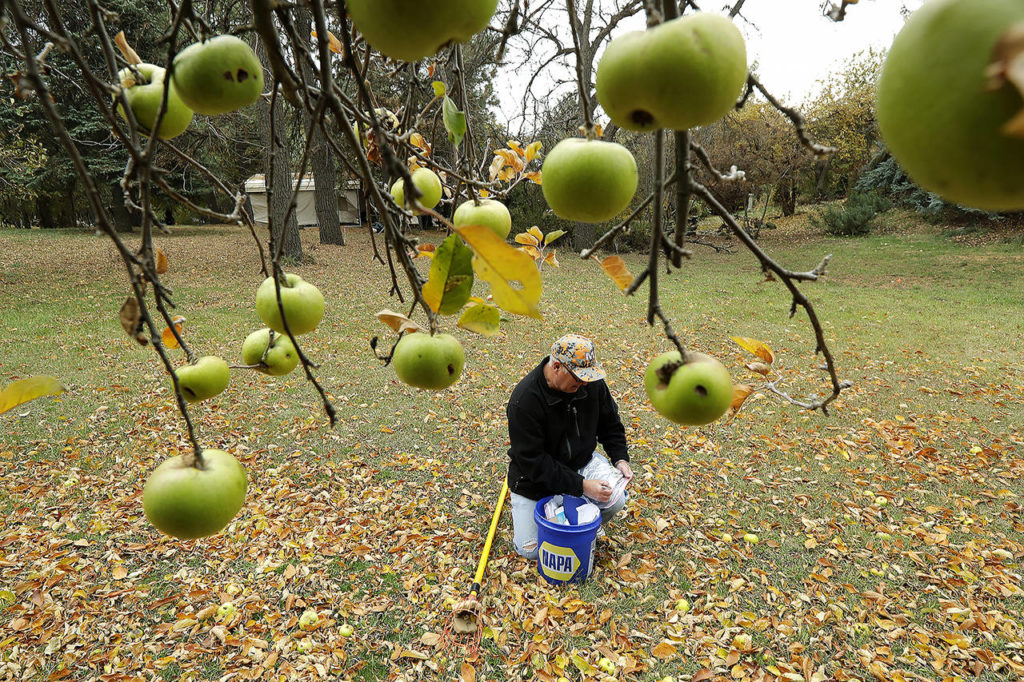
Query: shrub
856 154 1000 225
810 191 892 236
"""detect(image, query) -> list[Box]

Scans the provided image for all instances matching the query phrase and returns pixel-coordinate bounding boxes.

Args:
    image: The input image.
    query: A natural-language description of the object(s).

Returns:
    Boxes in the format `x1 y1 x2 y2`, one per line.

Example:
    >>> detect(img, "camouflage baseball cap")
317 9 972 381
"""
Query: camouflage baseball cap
549 334 606 382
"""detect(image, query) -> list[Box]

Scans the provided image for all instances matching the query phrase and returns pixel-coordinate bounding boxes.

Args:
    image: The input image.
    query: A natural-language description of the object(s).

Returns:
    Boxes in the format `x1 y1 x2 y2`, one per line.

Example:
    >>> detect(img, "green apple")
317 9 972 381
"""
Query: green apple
115 63 194 139
675 598 690 613
216 601 238 621
299 609 319 630
242 328 298 376
876 0 1024 211
142 448 248 539
339 623 354 637
390 167 443 214
392 332 464 390
295 638 313 654
255 273 325 336
743 533 759 544
597 657 616 674
541 138 638 223
172 35 264 116
453 198 512 239
173 355 230 403
720 532 733 543
346 0 499 62
596 12 747 132
644 351 733 426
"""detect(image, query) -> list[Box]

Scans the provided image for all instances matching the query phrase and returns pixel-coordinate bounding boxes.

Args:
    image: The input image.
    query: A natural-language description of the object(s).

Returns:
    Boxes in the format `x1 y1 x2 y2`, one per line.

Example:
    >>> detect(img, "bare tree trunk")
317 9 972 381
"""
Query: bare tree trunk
294 8 344 245
108 183 134 233
257 42 303 261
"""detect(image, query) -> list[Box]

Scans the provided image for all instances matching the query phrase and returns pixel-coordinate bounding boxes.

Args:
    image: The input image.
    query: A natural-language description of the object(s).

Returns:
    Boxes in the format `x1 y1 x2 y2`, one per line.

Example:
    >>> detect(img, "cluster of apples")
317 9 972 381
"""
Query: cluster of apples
143 273 325 540
116 35 263 139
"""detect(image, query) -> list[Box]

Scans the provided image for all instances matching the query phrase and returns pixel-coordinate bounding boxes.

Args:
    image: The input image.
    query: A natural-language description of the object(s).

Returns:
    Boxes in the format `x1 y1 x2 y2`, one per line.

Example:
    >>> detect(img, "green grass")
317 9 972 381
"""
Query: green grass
1 211 1023 680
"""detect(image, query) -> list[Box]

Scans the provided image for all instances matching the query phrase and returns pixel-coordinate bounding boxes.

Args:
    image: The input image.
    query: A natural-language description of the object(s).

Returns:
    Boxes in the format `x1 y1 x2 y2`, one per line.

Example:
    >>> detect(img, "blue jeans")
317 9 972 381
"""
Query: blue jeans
510 452 628 560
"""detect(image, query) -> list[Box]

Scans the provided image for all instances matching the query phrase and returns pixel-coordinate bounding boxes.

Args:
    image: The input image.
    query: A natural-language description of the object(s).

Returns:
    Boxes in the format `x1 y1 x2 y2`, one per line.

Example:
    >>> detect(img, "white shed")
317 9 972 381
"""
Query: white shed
244 174 362 227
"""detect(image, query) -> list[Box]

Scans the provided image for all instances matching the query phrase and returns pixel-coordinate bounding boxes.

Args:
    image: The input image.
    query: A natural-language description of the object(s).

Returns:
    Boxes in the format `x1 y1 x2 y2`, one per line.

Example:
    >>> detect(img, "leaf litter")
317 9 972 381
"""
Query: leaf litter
0 226 1022 681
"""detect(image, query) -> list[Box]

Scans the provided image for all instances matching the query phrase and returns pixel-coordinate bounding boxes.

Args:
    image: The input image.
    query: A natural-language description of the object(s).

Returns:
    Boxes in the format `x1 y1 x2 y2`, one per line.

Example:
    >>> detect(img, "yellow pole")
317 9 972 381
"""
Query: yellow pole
470 477 508 594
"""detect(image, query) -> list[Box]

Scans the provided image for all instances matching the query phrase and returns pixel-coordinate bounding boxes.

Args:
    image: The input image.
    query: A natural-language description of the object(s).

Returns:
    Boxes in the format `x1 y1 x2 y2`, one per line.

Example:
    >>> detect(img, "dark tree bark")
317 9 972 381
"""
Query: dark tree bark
63 180 77 227
256 42 302 261
294 8 344 245
108 183 134 232
36 195 55 229
780 179 796 216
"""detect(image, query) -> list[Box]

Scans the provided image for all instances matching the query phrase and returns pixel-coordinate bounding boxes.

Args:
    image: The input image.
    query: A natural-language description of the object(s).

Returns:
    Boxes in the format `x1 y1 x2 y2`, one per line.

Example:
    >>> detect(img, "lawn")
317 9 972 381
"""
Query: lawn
1 210 1023 681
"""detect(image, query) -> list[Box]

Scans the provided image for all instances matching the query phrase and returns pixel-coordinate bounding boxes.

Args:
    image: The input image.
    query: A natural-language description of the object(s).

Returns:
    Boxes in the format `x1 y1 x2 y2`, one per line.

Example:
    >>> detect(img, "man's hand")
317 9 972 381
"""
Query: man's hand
583 478 613 503
615 460 633 482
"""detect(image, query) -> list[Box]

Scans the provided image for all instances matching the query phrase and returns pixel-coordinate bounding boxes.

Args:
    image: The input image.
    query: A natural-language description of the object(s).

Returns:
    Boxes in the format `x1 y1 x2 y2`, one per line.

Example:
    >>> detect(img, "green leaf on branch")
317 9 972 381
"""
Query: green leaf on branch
431 81 446 98
458 303 500 336
0 375 65 416
422 234 474 315
455 224 542 319
543 229 566 246
442 96 467 148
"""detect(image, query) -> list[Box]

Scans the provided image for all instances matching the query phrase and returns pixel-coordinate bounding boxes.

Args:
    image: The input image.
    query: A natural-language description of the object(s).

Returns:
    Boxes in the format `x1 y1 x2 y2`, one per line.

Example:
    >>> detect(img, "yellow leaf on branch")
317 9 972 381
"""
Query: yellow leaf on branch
161 316 185 349
731 336 775 365
455 224 542 319
514 231 541 247
0 375 65 416
376 309 424 335
599 255 633 291
311 30 342 54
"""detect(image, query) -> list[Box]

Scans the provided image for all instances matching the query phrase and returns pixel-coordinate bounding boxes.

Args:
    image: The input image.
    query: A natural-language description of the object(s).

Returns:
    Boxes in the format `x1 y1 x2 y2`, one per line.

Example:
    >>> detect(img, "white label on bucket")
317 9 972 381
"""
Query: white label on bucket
539 542 579 582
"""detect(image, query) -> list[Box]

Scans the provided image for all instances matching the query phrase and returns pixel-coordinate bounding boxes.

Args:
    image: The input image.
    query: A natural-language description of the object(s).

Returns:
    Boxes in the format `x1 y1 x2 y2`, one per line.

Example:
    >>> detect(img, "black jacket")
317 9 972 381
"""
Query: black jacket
506 358 629 500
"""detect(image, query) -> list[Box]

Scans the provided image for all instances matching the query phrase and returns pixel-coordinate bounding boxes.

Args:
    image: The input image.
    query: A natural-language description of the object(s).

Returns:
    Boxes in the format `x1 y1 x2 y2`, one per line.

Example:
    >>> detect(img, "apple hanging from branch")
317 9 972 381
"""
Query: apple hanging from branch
142 448 248 539
172 35 264 116
345 0 500 62
173 355 230 403
115 64 194 139
541 138 638 223
644 351 734 426
241 328 299 376
255 273 325 336
392 332 465 390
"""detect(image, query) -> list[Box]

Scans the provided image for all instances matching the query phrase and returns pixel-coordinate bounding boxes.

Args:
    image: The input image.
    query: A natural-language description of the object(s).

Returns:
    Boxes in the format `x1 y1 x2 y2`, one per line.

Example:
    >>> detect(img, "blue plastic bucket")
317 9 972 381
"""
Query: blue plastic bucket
534 495 601 585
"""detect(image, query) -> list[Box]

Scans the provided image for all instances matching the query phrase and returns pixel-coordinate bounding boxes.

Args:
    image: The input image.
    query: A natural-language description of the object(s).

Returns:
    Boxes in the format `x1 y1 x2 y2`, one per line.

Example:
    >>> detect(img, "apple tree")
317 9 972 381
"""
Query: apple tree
0 0 895 537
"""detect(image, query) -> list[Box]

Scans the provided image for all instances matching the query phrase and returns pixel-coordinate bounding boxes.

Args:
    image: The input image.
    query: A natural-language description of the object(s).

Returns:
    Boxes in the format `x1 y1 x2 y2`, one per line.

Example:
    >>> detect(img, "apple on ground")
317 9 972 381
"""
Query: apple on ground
299 609 319 630
390 167 443 214
216 601 237 622
876 0 1024 211
339 623 354 637
346 0 499 62
541 138 638 223
242 328 298 376
392 332 465 390
675 598 690 613
644 351 733 426
255 273 325 336
295 638 313 654
597 657 616 674
720 533 733 543
173 355 230 403
596 12 747 132
115 63 193 139
172 35 264 116
453 198 512 239
743 533 759 544
142 448 248 539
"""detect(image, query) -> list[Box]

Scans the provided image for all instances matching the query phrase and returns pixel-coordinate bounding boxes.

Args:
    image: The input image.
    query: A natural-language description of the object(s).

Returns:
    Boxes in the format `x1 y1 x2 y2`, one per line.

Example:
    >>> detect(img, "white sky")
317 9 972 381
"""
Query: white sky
494 0 926 128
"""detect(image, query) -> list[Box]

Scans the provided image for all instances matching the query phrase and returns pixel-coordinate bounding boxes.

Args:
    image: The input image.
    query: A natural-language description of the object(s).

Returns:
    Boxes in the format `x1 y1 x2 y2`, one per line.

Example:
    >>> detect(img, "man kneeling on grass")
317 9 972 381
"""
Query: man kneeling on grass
506 334 632 559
